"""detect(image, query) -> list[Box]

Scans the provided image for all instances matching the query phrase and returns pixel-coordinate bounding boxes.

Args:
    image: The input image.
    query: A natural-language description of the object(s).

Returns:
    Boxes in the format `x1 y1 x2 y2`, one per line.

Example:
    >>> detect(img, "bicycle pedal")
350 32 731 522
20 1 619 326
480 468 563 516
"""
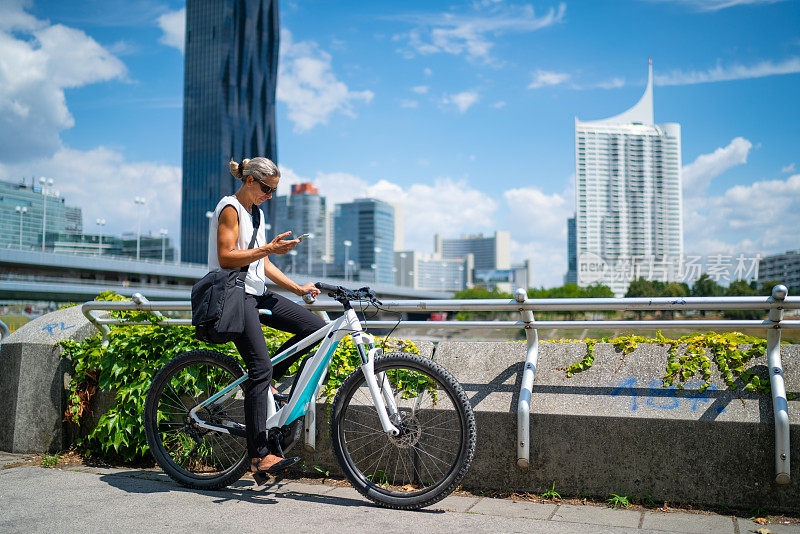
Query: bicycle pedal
252 471 268 486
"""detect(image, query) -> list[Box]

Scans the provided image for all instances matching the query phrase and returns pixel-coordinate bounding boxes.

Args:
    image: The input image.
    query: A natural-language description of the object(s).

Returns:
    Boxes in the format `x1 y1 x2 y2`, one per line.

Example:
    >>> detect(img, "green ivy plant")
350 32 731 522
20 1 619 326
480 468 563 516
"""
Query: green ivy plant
60 292 424 463
549 331 773 394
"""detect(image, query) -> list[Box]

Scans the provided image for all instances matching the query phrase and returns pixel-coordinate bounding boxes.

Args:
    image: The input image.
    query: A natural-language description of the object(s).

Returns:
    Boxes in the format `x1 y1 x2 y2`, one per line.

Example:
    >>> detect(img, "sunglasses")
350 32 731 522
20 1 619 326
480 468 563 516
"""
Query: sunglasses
250 175 277 195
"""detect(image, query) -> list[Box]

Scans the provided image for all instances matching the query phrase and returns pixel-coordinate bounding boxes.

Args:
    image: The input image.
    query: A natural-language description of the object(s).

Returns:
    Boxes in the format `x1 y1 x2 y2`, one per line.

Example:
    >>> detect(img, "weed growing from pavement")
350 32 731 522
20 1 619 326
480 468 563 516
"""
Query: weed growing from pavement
607 494 631 509
541 482 561 500
40 454 59 468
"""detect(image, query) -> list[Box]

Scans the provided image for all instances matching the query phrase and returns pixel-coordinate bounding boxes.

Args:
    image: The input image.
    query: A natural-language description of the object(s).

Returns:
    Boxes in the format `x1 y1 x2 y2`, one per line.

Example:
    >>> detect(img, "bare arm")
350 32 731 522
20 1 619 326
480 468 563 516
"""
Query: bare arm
216 205 299 269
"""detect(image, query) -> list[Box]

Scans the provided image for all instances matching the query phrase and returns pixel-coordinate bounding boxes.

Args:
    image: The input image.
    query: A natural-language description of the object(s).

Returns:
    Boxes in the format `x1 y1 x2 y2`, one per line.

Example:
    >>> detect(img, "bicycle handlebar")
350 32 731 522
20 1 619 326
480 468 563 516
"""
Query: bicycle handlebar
314 282 380 304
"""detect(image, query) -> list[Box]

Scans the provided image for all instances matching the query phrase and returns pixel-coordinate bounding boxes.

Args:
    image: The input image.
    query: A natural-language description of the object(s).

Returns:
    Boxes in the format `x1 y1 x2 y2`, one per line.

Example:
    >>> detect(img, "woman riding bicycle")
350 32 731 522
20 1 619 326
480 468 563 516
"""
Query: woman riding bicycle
207 156 325 477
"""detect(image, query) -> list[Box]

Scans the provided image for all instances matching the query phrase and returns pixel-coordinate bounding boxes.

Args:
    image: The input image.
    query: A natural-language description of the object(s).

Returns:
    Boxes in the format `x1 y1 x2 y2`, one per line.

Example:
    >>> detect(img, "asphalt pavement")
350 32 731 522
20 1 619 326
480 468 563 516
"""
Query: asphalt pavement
1 452 797 534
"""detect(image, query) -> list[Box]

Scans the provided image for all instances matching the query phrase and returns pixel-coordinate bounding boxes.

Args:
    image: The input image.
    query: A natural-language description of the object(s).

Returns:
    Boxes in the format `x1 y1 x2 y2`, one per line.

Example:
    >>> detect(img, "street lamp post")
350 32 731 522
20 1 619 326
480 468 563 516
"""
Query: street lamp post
39 177 54 252
15 206 27 248
96 218 106 255
134 197 146 260
289 249 298 273
343 240 352 281
305 233 314 274
321 255 332 278
373 247 382 284
347 260 355 281
160 229 168 263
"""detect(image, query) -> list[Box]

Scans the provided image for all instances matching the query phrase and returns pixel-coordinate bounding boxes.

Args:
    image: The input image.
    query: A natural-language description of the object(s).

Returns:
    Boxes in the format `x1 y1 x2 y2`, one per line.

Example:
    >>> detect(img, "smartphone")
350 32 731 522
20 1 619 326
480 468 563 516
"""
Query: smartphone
294 233 310 241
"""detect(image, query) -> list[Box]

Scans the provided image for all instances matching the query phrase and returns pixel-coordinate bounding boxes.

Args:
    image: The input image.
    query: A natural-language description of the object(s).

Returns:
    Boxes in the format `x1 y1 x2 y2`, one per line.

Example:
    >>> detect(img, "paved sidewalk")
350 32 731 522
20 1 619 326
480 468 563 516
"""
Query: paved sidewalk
1 454 797 534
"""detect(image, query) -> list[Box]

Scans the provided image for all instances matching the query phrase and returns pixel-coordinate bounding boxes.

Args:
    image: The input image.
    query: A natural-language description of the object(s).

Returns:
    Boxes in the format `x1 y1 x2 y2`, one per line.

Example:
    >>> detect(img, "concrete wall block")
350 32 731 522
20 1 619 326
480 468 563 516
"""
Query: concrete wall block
0 306 98 453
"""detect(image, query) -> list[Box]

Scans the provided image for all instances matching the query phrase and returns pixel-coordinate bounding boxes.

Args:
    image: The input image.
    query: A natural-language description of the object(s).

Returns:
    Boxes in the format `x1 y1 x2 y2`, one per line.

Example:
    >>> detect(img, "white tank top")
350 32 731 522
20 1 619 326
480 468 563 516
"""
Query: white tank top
207 195 268 296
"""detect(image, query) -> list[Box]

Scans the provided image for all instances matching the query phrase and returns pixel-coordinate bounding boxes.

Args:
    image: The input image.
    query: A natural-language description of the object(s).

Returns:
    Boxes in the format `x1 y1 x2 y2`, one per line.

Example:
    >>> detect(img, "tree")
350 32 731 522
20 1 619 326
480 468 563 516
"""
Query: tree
662 282 688 297
625 278 664 297
723 279 763 319
759 279 784 297
691 274 723 297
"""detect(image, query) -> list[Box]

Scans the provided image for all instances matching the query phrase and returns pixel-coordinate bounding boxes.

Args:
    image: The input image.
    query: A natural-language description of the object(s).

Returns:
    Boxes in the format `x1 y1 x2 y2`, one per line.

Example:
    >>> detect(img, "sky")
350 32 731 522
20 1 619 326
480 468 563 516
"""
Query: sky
0 0 798 286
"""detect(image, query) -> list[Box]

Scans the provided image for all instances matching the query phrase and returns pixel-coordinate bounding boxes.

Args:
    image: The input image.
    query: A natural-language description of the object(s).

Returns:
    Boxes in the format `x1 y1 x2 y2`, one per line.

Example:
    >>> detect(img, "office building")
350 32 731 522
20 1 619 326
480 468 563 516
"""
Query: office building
181 0 280 263
47 232 177 262
575 60 682 296
395 251 473 291
510 259 533 290
271 183 327 274
334 198 394 284
434 231 510 271
758 251 800 291
0 179 82 250
564 216 577 284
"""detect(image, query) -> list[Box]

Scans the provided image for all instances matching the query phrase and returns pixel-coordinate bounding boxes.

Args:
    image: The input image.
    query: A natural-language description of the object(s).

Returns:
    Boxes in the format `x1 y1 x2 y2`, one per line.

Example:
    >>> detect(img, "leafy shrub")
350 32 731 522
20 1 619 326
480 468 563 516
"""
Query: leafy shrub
61 292 420 463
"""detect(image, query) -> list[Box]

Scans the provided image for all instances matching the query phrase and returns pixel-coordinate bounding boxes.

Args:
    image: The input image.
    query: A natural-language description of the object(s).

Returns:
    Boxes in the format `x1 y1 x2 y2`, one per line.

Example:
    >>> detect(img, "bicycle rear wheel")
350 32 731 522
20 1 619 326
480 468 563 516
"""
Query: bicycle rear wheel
144 349 249 490
330 353 476 510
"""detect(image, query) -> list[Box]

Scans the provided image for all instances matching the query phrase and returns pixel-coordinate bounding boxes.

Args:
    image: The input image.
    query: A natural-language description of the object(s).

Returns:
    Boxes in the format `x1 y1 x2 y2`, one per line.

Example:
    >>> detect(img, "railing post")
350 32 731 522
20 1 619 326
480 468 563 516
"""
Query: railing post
767 284 790 484
515 288 538 469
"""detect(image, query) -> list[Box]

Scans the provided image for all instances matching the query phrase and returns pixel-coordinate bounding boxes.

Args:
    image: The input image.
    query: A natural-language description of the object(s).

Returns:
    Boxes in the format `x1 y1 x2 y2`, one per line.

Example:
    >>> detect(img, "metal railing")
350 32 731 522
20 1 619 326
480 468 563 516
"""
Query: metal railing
81 286 800 485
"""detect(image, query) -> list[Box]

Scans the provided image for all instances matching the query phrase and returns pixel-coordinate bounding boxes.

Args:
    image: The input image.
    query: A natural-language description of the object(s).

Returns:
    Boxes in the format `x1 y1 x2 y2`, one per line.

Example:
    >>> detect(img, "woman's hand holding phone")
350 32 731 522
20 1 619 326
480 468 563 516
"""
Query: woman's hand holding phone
266 231 300 255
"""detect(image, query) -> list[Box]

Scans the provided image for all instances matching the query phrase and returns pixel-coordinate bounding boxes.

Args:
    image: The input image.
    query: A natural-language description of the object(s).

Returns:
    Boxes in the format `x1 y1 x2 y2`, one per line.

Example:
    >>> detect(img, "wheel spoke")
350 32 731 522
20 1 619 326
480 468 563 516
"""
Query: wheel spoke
148 353 248 482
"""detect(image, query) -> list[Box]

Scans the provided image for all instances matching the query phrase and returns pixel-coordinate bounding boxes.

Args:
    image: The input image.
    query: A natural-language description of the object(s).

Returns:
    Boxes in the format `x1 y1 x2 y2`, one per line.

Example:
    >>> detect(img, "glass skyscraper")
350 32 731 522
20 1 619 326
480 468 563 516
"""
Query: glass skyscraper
334 199 395 284
181 0 280 263
271 183 327 275
575 61 682 295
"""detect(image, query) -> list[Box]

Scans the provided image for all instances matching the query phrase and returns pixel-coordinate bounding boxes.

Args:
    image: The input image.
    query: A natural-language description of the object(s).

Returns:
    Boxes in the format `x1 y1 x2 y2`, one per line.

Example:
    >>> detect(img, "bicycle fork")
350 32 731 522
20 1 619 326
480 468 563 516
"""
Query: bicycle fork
348 312 400 437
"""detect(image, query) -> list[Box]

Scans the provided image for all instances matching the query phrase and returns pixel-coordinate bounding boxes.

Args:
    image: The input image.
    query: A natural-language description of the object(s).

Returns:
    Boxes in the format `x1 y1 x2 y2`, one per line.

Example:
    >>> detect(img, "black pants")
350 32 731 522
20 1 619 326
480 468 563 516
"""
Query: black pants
234 290 326 458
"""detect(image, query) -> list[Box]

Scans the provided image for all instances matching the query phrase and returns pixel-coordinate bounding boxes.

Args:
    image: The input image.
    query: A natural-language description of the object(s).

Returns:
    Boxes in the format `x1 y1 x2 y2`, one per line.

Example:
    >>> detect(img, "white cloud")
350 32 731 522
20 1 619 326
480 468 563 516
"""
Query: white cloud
593 77 626 89
0 2 127 162
679 138 800 258
527 69 570 89
0 0 42 32
277 29 374 133
411 85 429 94
441 91 479 113
156 7 185 53
423 67 433 77
275 167 497 254
397 98 418 108
365 178 497 251
685 173 800 255
492 100 507 109
682 136 752 190
781 163 795 173
655 57 800 86
0 146 182 243
503 186 572 286
395 3 566 64
643 0 789 11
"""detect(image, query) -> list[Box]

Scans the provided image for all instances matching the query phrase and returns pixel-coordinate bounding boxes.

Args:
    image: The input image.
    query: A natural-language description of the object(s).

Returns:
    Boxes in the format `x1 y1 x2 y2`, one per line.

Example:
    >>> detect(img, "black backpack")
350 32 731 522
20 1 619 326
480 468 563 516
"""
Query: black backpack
191 205 260 343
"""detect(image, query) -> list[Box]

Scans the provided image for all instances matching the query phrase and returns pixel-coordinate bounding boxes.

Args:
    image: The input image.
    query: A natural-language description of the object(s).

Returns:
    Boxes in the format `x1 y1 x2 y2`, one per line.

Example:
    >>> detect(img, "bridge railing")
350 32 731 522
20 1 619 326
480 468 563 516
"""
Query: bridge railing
81 285 800 485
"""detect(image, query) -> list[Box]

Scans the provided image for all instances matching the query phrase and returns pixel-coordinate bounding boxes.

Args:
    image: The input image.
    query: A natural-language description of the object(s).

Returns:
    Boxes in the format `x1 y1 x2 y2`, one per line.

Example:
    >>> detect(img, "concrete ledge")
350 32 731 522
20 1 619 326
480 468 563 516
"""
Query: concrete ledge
300 341 800 513
0 306 97 452
3 305 798 511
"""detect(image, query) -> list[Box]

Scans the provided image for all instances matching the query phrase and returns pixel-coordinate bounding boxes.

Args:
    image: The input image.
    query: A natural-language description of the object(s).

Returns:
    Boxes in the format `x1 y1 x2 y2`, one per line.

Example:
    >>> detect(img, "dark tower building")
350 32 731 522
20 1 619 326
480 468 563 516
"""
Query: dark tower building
181 0 279 264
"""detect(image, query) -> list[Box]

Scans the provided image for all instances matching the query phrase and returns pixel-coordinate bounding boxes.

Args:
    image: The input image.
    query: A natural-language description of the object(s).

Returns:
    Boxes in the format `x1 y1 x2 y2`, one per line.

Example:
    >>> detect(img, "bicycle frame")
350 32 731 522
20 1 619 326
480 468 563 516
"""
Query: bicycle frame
188 307 400 437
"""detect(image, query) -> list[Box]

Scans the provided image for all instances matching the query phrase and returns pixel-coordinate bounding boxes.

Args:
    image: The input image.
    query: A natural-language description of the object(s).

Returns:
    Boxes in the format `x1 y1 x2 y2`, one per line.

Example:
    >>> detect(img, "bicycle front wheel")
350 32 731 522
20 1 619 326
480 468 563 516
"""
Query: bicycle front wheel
330 353 476 510
144 349 249 490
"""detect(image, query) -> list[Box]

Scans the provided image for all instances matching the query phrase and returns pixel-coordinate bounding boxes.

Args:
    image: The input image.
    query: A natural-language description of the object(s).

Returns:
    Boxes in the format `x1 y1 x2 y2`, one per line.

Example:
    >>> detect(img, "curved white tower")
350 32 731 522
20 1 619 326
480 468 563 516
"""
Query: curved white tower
572 60 683 296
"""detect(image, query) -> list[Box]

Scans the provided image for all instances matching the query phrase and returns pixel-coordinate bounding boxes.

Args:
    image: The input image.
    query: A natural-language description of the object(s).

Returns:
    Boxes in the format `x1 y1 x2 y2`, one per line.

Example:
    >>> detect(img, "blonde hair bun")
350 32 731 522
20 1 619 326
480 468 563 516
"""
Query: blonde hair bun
229 157 279 181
